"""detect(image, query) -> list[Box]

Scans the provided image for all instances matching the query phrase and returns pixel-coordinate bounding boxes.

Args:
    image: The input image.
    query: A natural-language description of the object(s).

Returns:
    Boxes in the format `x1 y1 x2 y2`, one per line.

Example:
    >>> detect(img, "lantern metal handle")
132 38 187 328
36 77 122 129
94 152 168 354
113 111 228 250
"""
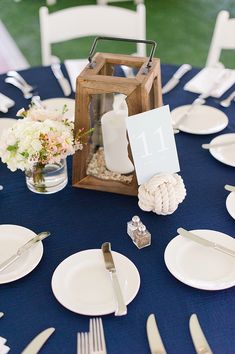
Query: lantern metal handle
88 36 157 72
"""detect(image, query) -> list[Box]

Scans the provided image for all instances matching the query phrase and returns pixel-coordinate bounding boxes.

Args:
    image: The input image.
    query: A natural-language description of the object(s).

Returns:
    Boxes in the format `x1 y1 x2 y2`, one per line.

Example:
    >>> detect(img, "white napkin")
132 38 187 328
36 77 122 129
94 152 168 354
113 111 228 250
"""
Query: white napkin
64 59 88 92
0 345 10 354
0 337 10 354
184 67 235 98
0 93 15 113
0 338 6 347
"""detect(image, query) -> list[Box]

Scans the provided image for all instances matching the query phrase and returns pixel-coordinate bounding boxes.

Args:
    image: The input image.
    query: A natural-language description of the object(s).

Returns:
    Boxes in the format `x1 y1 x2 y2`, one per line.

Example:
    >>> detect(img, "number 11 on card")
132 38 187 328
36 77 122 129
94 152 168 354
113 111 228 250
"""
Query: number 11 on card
126 105 180 184
136 127 169 159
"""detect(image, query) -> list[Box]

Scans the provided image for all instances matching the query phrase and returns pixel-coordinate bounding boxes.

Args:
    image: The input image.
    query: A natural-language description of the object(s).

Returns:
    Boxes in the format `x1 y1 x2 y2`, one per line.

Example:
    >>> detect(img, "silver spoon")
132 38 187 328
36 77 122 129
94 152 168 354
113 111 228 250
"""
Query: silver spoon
4 77 33 99
7 70 35 93
225 184 235 193
219 91 235 108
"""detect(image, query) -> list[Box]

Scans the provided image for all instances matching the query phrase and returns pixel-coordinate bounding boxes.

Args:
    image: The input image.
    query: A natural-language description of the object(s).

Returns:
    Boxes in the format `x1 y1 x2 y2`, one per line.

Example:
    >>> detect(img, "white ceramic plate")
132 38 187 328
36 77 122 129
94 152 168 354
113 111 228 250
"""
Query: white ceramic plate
0 224 43 284
207 133 235 167
51 249 140 316
0 118 17 137
226 192 235 220
164 229 235 290
171 105 228 134
42 98 75 121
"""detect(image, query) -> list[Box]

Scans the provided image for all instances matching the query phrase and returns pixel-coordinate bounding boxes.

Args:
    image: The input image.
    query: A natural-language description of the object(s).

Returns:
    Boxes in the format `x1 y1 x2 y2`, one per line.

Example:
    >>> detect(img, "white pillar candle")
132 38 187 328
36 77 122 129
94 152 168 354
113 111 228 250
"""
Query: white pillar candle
101 110 134 174
112 94 128 113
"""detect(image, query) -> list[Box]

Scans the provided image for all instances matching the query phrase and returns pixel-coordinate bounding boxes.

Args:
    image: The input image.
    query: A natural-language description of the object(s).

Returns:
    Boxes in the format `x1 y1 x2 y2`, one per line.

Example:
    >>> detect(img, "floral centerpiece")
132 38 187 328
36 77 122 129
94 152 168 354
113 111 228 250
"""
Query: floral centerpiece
0 103 88 193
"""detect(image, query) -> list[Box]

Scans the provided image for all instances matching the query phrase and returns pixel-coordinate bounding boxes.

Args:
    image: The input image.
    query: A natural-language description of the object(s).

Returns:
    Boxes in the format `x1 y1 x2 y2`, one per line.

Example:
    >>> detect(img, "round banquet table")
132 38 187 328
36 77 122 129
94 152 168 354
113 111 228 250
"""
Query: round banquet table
0 63 235 354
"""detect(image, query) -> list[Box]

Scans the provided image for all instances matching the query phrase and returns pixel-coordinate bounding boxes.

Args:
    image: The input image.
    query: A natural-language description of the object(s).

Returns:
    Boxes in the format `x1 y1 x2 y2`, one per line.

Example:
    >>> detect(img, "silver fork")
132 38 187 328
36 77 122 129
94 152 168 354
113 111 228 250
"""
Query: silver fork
89 318 107 354
77 332 89 354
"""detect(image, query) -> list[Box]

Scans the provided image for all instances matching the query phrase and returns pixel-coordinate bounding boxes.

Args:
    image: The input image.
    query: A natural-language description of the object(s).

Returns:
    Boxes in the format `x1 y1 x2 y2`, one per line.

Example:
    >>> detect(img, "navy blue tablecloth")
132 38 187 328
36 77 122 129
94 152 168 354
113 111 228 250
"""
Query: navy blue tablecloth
0 64 235 354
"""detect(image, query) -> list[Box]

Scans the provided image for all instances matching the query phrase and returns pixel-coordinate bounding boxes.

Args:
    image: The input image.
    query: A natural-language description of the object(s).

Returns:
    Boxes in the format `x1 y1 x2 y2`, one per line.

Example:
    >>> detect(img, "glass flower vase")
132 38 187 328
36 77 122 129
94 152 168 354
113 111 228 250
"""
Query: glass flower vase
25 159 68 194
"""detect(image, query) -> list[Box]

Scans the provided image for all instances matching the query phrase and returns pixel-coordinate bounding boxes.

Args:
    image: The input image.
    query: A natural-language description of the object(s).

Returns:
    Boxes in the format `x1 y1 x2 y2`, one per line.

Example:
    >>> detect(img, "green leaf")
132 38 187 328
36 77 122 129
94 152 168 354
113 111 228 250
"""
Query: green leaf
21 151 29 158
62 104 68 115
7 144 18 152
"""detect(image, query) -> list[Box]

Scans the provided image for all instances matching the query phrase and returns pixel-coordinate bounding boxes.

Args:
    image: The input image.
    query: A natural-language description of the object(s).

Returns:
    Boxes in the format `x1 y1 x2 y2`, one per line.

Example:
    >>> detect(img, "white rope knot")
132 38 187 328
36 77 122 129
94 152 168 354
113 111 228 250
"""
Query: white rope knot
138 173 186 215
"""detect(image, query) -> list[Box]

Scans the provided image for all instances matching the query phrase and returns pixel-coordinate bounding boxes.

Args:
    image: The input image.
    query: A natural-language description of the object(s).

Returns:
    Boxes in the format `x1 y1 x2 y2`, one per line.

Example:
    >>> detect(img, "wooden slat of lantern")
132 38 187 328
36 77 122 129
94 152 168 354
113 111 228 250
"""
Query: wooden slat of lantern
72 51 162 195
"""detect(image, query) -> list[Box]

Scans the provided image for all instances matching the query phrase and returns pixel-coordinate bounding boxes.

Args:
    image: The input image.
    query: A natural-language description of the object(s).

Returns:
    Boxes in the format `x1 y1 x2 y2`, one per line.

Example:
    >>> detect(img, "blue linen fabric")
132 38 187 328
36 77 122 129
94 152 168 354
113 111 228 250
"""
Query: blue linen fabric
0 64 235 354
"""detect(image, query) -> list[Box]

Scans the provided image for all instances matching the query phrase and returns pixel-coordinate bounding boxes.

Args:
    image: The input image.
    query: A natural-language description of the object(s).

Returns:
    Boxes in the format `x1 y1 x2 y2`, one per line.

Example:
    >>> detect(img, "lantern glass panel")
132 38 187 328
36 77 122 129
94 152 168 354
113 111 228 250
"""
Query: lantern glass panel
97 62 140 78
86 92 135 185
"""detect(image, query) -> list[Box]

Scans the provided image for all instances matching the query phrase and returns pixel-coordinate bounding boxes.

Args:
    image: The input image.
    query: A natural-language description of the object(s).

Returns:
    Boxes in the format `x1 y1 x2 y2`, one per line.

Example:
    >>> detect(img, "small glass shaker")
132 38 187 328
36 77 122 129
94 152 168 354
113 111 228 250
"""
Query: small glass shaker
127 215 142 240
133 224 151 249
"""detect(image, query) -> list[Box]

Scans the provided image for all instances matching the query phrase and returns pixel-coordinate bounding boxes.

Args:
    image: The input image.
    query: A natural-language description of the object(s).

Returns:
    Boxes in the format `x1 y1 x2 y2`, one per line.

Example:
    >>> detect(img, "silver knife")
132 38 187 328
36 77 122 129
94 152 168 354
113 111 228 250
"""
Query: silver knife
0 231 50 273
225 184 235 193
173 96 205 132
177 228 235 258
146 314 167 354
101 242 127 316
51 63 71 96
189 314 213 354
21 327 55 354
202 140 235 149
162 64 192 94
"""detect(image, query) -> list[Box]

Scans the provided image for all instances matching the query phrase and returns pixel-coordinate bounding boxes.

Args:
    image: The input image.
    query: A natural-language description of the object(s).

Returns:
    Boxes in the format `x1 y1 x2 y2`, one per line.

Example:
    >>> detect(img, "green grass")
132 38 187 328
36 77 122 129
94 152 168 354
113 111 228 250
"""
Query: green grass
0 0 234 68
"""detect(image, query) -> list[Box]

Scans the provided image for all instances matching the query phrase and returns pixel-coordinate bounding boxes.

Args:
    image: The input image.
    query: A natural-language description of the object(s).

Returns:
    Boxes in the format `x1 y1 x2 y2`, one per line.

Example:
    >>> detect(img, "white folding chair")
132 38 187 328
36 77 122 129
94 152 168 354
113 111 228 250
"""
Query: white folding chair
206 10 235 68
39 4 146 66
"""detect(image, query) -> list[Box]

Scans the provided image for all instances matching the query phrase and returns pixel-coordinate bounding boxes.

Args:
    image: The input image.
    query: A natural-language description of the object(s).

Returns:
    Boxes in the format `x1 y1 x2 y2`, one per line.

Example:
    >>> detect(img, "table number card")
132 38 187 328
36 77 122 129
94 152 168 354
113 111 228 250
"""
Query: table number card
126 105 180 185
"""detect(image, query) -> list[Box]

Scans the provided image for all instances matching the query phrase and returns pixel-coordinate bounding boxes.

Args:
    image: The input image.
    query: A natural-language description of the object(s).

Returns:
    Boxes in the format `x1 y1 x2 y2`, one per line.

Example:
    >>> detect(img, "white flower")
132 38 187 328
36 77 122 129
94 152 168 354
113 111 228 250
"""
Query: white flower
17 104 70 122
0 103 87 173
0 117 76 172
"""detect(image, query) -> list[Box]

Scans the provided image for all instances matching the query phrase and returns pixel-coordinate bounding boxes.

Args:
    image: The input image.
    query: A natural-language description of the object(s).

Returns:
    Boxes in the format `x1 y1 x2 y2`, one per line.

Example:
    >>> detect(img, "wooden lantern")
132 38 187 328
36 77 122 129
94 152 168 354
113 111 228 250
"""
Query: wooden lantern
72 37 163 196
